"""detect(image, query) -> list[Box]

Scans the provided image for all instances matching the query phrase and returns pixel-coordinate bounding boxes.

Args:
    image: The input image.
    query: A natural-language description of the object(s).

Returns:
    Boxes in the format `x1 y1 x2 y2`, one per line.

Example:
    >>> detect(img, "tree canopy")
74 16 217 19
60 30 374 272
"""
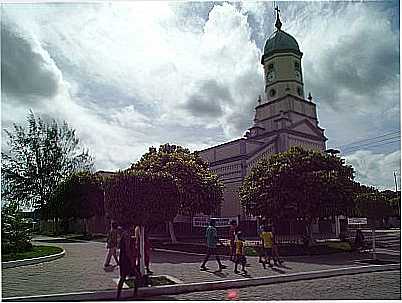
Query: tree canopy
2 111 94 210
240 146 355 225
132 143 223 216
103 170 179 226
44 171 104 221
1 202 32 254
354 187 400 219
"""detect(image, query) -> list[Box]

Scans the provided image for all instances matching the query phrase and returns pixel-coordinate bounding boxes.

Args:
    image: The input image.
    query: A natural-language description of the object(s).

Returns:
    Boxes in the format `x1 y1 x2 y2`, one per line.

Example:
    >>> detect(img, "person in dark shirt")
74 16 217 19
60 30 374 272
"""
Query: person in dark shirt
355 229 365 251
116 224 141 300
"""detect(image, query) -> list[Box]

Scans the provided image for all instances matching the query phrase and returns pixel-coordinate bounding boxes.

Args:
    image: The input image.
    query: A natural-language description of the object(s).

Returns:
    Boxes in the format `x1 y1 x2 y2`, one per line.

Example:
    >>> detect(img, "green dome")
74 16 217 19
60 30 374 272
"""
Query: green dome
261 30 301 64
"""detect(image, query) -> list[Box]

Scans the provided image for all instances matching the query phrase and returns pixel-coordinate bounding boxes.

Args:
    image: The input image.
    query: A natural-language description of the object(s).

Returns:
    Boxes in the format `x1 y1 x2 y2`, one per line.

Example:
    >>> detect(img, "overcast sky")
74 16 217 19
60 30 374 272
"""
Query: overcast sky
1 1 400 190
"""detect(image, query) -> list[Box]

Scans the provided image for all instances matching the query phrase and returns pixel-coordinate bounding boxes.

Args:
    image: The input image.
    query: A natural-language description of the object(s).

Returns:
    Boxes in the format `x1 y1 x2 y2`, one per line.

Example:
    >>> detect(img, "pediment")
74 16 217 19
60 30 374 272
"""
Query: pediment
246 137 277 166
290 119 324 138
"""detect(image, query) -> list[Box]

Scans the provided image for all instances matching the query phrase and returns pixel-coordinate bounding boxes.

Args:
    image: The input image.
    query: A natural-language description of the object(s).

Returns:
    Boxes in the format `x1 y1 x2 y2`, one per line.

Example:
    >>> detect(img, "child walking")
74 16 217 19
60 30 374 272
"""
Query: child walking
104 221 119 268
260 225 274 268
234 231 247 274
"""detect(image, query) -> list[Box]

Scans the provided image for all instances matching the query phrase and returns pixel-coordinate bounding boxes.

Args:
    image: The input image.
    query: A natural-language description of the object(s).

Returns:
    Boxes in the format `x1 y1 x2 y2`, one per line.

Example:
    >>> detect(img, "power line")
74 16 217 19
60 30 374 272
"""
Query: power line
341 135 400 152
341 139 400 154
338 130 400 149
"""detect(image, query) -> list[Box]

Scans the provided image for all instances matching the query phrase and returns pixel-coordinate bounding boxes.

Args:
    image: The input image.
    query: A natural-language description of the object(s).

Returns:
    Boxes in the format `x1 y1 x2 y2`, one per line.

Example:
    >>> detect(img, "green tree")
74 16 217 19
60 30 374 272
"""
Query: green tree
381 189 401 218
240 146 355 239
1 202 33 254
103 170 179 278
103 170 179 227
132 144 223 242
2 111 94 210
354 190 391 259
45 172 104 234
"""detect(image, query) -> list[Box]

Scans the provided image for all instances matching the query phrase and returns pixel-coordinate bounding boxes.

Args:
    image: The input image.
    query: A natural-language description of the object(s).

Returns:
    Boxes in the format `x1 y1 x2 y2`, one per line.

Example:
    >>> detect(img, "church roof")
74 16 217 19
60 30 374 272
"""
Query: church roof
261 7 302 64
263 30 300 57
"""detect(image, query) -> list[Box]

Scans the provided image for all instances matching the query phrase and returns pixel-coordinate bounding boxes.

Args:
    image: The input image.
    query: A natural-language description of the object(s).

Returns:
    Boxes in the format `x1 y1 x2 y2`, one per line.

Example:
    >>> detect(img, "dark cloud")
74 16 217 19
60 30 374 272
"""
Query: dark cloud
1 21 61 101
184 79 233 117
301 4 399 113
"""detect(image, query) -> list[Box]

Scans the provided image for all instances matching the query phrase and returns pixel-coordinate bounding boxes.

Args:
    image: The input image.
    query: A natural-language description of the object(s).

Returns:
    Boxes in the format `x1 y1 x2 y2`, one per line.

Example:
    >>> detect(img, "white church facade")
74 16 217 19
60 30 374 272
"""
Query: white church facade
199 9 327 219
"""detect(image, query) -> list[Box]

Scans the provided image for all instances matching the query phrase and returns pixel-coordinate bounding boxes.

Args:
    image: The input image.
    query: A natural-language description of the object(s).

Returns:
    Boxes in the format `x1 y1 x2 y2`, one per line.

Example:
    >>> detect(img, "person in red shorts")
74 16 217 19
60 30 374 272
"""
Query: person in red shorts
228 220 238 262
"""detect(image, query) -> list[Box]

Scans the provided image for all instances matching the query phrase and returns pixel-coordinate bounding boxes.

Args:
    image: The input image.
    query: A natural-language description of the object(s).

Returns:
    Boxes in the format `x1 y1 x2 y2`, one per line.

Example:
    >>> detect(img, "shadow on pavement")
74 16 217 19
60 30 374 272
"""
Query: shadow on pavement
271 267 287 274
284 251 400 266
277 263 292 270
211 270 229 278
151 251 232 265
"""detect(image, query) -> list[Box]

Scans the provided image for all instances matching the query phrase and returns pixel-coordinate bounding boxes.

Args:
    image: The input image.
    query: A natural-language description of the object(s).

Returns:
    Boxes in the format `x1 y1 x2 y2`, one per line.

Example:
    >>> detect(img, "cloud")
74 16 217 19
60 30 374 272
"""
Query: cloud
184 79 231 117
300 3 399 113
345 150 401 190
1 21 63 101
1 2 399 190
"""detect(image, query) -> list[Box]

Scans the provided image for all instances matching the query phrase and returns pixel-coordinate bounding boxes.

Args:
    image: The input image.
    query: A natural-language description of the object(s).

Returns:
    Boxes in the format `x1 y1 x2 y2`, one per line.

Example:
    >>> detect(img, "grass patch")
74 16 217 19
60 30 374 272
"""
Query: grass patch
244 246 259 256
326 241 352 251
125 275 177 288
2 245 63 262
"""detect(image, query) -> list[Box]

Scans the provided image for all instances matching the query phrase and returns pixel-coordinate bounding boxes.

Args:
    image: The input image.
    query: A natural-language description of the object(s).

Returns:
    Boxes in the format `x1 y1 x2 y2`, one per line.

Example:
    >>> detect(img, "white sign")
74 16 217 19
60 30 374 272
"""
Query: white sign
192 216 210 227
348 217 368 225
192 216 239 227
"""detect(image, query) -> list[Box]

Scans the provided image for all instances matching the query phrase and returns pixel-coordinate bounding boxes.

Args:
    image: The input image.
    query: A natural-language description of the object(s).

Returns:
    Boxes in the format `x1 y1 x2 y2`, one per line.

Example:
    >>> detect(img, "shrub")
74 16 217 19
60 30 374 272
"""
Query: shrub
1 203 33 254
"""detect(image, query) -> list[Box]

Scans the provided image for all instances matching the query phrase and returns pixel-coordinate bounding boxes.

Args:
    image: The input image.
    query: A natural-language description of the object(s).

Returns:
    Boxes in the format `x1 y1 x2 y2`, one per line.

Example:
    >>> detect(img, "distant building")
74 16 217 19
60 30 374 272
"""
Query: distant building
199 9 327 219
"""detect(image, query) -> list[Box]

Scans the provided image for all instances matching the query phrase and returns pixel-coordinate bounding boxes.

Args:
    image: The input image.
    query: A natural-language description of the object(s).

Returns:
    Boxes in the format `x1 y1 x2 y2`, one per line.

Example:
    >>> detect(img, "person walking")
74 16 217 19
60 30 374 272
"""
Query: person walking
200 219 227 271
271 226 283 265
234 231 247 274
257 219 267 264
260 225 274 268
144 232 153 274
229 220 238 262
116 224 141 300
355 229 365 251
104 221 119 268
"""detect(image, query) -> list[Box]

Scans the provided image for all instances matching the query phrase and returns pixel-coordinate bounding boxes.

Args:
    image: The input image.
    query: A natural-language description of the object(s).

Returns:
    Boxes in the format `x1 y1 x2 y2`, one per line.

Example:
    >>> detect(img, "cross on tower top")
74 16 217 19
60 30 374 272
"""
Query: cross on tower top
275 5 282 30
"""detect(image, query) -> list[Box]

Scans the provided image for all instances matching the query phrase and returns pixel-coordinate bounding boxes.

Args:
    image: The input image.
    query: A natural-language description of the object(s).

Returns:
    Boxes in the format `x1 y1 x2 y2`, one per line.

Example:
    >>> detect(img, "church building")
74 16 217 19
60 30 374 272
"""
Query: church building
199 9 327 219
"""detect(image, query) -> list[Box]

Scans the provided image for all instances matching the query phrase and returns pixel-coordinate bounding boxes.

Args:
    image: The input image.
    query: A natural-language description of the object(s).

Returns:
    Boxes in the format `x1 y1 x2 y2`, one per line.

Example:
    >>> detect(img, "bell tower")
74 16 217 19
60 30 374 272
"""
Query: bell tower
262 7 305 101
246 6 326 154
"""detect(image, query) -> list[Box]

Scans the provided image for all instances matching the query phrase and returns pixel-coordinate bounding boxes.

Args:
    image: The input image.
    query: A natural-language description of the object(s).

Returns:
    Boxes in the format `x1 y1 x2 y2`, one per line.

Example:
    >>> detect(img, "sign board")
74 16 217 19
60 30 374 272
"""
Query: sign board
347 217 368 225
192 216 210 228
192 216 239 227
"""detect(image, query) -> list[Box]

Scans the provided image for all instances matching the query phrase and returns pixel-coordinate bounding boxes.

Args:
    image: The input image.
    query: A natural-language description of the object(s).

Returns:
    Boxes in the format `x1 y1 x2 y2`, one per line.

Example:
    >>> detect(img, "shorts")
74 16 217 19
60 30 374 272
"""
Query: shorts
263 247 272 257
235 254 246 264
206 247 218 255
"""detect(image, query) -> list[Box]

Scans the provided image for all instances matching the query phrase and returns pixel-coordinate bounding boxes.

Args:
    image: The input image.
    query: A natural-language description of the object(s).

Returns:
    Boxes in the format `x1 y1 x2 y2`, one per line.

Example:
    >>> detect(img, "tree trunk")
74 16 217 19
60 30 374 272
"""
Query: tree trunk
372 226 376 260
139 225 145 275
168 221 178 243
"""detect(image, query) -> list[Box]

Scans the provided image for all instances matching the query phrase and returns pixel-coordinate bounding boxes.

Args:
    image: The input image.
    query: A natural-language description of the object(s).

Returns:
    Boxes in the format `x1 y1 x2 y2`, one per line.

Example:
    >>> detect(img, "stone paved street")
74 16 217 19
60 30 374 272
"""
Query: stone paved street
2 237 401 299
147 270 401 300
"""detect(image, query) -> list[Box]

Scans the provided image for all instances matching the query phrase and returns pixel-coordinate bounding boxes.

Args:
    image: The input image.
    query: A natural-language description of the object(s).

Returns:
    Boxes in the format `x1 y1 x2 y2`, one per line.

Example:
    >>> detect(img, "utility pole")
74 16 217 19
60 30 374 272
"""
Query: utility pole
394 171 398 192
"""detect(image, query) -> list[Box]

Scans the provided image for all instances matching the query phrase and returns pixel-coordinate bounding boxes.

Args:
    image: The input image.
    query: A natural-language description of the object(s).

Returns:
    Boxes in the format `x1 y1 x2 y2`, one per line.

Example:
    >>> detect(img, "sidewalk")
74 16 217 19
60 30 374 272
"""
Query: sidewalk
2 236 400 299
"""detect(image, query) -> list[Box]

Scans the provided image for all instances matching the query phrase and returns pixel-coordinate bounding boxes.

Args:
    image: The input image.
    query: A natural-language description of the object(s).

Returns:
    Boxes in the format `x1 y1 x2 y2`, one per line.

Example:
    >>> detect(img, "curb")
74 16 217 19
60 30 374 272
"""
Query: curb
3 263 399 301
2 250 66 269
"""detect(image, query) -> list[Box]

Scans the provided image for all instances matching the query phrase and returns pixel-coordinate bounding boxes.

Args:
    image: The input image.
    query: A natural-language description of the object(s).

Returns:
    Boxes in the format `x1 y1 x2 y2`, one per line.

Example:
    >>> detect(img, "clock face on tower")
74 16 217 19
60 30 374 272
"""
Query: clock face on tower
267 71 275 82
295 70 301 81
